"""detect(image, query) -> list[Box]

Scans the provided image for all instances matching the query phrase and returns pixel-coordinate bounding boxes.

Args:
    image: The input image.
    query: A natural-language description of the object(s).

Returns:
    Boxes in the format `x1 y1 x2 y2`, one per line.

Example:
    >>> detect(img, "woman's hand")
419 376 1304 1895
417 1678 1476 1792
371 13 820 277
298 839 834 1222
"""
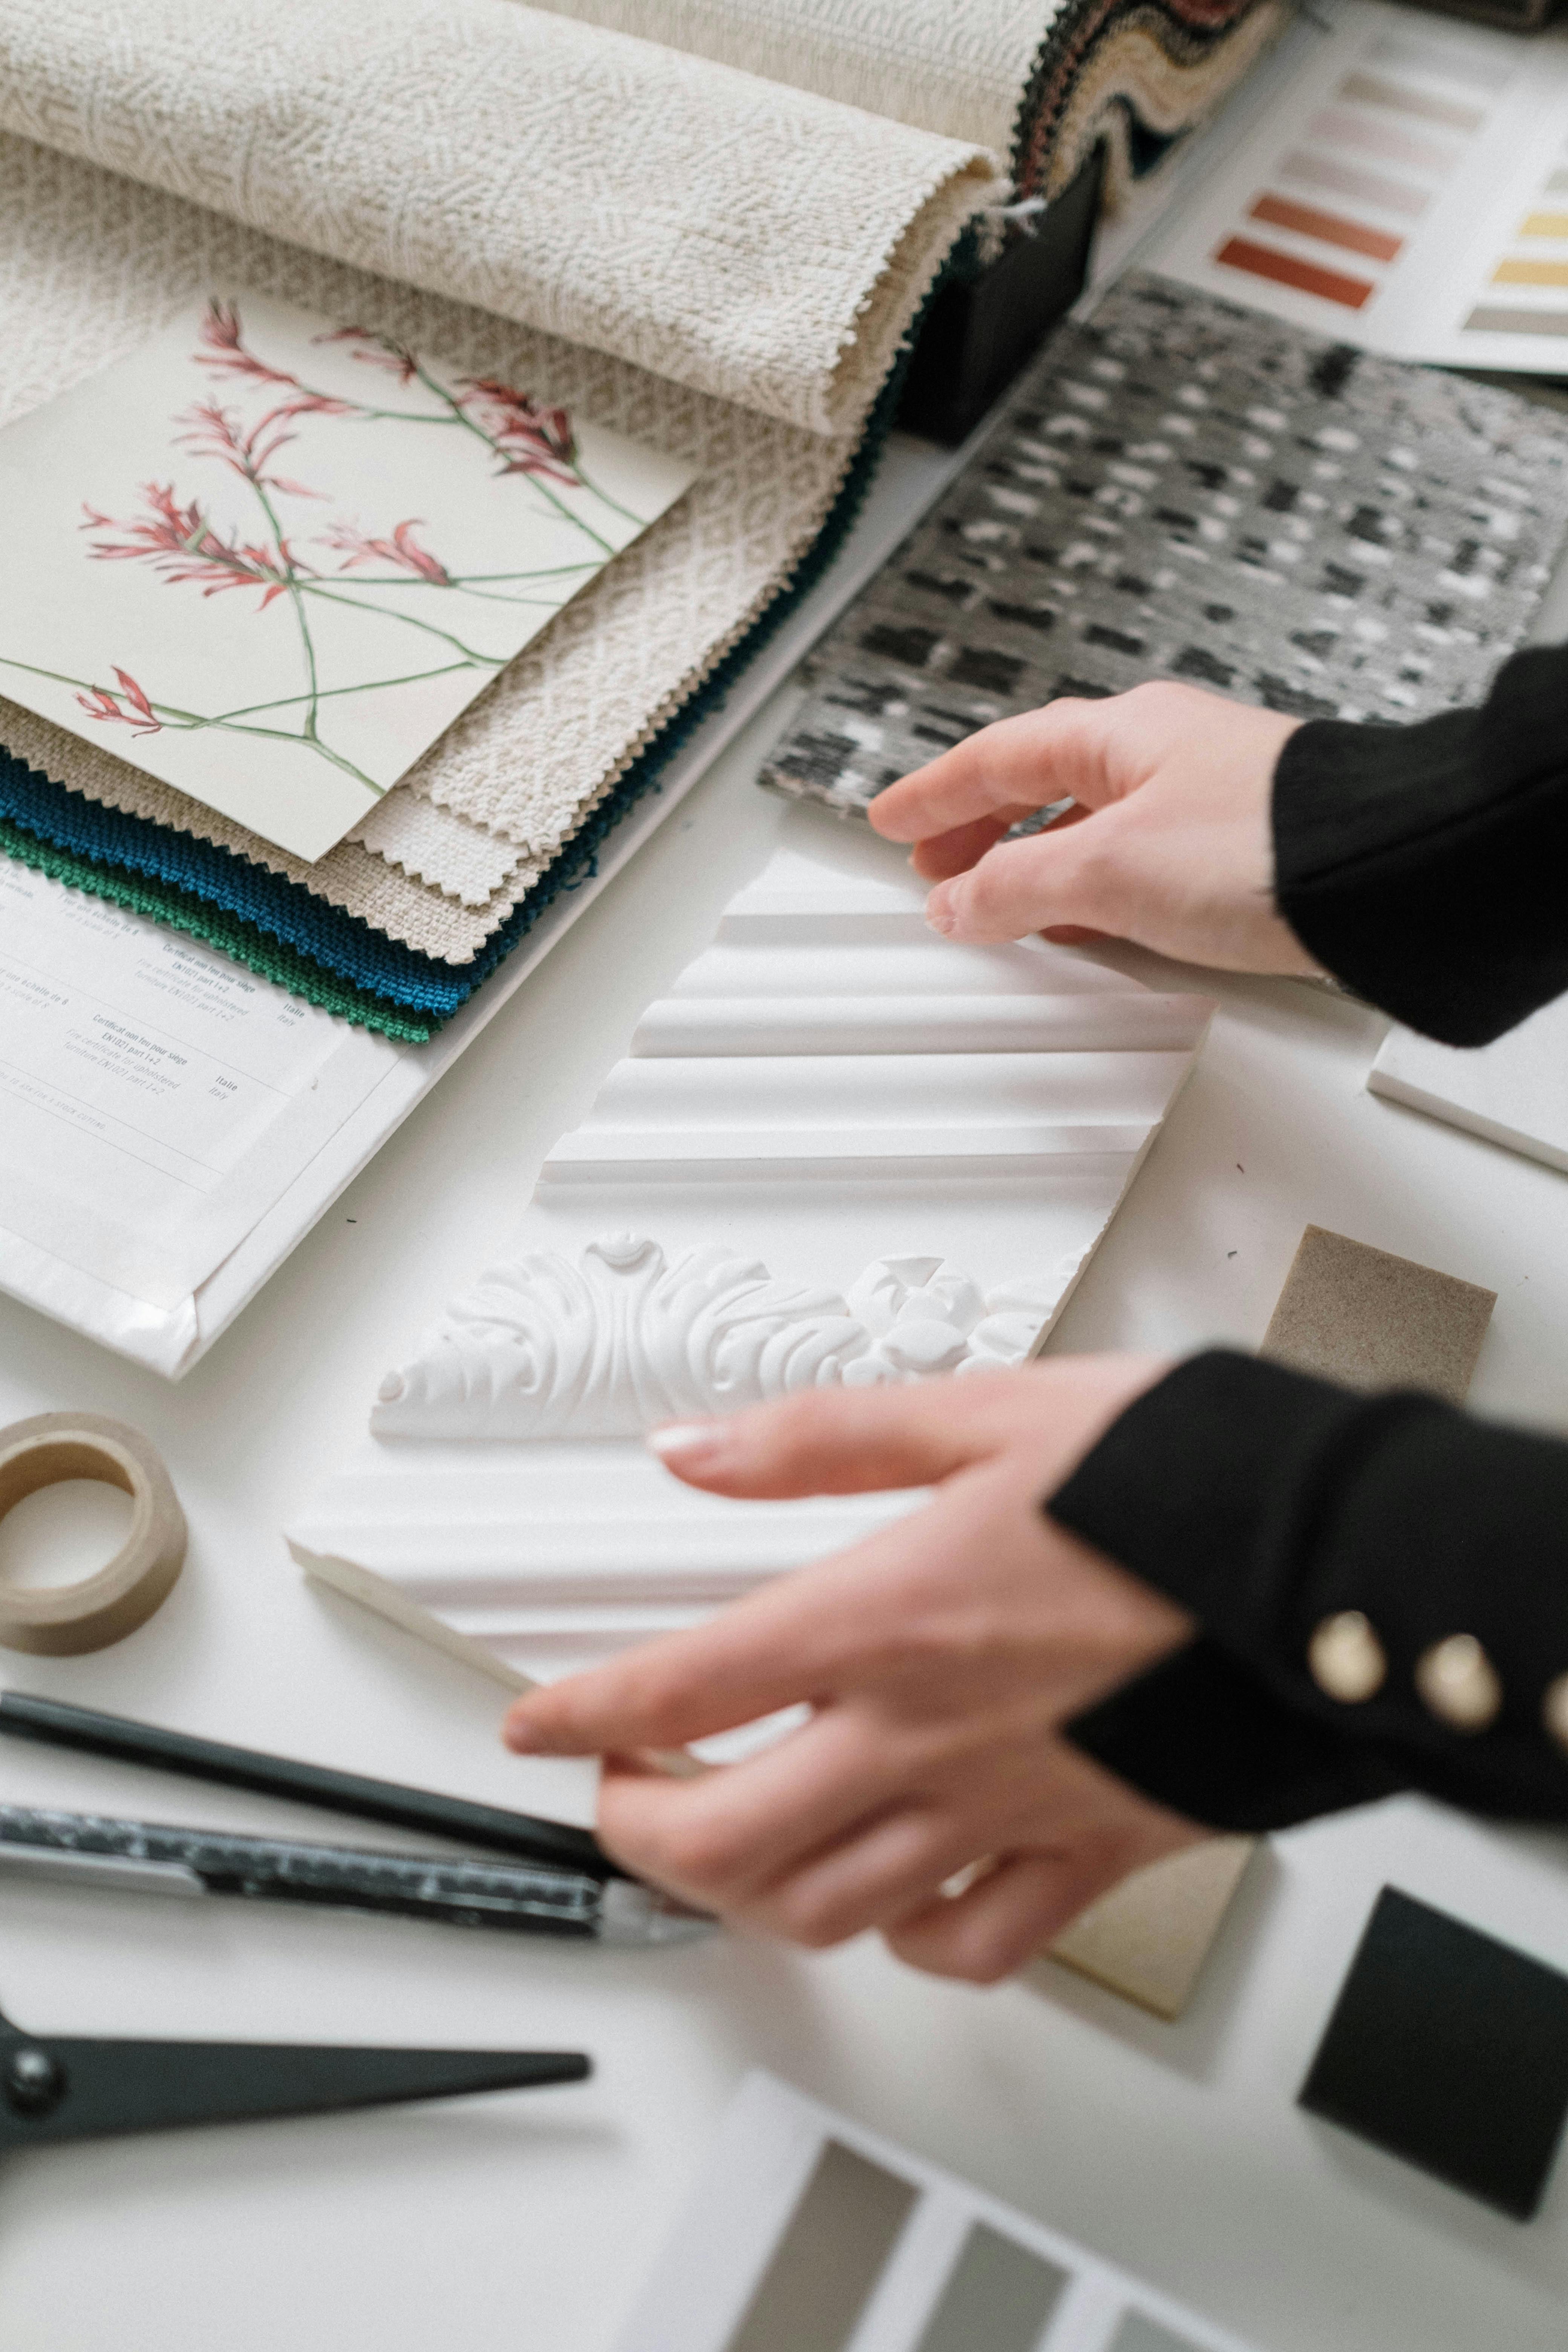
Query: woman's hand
868 679 1319 975
503 1362 1207 1984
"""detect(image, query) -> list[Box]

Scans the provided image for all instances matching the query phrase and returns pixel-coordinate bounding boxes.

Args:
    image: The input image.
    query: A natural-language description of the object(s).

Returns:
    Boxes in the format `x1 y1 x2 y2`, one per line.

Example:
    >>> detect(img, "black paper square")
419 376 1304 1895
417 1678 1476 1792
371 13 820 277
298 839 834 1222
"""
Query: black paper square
1299 1887 1568 2219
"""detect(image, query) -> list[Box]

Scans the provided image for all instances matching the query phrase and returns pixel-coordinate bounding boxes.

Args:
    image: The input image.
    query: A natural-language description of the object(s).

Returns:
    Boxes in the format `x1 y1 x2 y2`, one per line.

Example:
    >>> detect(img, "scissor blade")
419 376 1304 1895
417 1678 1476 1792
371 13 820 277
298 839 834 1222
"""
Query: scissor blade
0 2035 588 2148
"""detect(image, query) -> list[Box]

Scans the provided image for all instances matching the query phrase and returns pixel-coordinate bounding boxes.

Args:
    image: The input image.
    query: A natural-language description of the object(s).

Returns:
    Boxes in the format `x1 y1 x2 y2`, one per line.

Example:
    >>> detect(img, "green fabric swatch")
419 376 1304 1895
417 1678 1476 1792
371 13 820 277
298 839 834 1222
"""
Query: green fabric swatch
0 814 439 1043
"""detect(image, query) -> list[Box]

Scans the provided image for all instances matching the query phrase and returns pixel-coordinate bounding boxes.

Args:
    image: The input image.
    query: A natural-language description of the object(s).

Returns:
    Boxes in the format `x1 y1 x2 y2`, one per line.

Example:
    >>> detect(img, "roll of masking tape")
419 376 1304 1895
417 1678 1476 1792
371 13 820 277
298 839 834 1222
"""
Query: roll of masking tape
0 1413 186 1655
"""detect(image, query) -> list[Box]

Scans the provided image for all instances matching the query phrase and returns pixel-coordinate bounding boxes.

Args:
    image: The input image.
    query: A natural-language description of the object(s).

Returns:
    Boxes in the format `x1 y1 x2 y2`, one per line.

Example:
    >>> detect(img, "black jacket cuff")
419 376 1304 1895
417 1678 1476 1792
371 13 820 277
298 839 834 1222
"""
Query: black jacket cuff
1273 642 1568 1045
1049 1351 1568 1827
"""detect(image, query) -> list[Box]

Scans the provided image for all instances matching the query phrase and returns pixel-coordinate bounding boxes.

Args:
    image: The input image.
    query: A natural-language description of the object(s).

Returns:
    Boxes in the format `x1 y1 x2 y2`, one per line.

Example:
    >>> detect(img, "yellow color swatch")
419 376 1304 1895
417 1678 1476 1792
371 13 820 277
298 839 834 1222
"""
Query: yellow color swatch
1493 257 1568 287
1520 210 1568 239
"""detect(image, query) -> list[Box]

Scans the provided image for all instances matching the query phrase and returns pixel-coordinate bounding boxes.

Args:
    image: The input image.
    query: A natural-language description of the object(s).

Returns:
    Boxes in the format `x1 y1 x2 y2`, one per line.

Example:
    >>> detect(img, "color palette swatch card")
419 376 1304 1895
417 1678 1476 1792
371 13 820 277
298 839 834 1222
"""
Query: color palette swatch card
0 293 695 861
617 2071 1265 2352
1145 0 1568 374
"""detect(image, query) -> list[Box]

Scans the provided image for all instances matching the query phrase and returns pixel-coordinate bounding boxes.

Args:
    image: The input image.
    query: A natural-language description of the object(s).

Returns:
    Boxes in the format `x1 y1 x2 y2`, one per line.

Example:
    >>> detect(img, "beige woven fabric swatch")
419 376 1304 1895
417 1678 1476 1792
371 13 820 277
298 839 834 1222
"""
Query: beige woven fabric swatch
0 142 862 951
349 799 529 913
0 3 1001 957
526 0 1050 158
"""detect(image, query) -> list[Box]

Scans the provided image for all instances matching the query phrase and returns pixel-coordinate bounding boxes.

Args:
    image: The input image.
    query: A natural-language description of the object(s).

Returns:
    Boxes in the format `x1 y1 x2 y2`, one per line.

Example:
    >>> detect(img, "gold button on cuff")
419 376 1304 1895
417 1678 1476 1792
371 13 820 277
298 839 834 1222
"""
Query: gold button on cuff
1308 1610 1387 1704
1414 1634 1502 1733
1543 1674 1568 1755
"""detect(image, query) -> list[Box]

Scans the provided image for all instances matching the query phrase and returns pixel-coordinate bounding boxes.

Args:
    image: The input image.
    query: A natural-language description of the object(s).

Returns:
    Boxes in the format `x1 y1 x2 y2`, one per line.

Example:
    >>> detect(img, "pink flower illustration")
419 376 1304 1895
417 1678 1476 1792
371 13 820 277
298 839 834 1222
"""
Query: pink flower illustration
458 380 579 485
313 325 421 386
198 299 297 389
197 300 355 422
176 400 322 499
320 517 452 584
78 668 161 735
39 297 629 802
83 484 297 608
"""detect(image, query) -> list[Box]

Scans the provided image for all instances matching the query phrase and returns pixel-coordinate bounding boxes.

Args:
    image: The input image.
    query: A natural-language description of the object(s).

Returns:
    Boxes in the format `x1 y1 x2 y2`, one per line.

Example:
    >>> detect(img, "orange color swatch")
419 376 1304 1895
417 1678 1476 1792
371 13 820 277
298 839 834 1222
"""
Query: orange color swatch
1214 237 1375 309
1250 193 1401 262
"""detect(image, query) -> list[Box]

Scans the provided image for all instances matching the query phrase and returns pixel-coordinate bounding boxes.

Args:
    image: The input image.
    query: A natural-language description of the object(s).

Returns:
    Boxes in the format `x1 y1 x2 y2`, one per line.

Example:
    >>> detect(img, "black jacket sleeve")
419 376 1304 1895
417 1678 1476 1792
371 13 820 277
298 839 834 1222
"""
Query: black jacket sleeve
1050 1353 1568 1833
1273 640 1568 1045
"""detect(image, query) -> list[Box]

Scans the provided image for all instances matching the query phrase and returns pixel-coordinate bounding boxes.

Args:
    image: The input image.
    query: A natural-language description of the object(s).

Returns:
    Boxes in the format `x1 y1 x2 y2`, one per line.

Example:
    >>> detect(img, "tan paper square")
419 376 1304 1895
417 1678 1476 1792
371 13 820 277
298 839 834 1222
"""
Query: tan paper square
1044 1838 1257 2020
1261 1224 1496 1404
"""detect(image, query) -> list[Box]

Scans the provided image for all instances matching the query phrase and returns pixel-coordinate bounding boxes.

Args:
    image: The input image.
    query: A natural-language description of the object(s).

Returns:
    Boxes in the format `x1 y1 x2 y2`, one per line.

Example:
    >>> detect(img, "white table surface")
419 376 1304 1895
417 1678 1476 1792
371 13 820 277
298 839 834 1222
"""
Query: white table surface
6 487 1568 2352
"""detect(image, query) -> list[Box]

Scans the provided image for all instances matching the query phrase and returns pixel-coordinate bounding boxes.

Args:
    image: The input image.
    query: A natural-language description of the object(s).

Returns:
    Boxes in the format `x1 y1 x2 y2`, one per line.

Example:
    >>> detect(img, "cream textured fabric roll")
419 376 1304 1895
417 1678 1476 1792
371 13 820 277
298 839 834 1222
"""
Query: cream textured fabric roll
0 2 1003 959
523 0 1050 158
525 0 1288 202
0 0 1000 439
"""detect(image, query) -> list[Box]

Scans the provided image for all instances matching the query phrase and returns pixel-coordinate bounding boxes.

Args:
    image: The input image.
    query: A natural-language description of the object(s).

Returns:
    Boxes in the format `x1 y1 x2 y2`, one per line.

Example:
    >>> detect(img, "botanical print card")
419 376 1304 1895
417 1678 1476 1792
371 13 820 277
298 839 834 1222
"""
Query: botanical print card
0 294 697 861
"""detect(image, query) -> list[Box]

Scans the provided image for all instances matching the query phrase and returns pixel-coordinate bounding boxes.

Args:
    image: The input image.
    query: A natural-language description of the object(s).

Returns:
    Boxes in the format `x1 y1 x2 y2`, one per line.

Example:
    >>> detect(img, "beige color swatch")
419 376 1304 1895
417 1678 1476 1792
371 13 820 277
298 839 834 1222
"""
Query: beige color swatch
1261 1224 1496 1404
1045 1836 1256 2020
0 1 1002 956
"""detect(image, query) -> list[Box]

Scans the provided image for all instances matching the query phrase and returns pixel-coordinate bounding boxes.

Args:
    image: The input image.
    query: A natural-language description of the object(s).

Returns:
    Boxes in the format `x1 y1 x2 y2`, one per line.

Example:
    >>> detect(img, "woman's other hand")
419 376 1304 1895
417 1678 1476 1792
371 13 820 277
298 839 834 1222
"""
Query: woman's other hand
503 1363 1205 1984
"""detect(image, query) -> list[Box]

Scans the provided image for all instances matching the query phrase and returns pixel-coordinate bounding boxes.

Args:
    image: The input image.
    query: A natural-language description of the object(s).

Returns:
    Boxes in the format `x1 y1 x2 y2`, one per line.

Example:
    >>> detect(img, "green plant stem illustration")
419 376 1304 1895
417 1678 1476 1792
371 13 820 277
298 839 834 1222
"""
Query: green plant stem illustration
297 582 505 667
406 357 621 557
2 654 383 789
247 470 324 748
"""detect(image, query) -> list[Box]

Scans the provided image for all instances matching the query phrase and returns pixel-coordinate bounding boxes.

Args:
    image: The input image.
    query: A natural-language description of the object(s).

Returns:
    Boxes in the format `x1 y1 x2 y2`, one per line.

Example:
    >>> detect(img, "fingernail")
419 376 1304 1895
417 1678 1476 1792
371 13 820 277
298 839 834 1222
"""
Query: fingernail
646 1419 728 1467
925 887 956 938
502 1714 545 1753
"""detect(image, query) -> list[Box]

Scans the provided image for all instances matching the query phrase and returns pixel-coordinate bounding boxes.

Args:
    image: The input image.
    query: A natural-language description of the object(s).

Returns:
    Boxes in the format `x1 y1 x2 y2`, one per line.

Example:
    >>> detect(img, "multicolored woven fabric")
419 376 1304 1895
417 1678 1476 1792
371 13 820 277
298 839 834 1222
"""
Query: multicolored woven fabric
0 815 439 1041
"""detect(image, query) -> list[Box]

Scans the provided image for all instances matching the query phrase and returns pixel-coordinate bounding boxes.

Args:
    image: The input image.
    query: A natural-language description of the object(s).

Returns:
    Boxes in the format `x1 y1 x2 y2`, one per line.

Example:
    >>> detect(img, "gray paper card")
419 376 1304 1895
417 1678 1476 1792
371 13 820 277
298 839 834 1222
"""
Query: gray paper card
723 2140 916 2352
913 2223 1068 2352
761 272 1568 818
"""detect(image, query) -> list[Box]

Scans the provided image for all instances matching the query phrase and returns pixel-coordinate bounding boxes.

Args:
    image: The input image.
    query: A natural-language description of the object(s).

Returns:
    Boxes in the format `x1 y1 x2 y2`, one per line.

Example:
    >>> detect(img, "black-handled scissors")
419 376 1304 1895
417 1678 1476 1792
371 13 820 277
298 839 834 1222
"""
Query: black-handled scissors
0 1994 588 2152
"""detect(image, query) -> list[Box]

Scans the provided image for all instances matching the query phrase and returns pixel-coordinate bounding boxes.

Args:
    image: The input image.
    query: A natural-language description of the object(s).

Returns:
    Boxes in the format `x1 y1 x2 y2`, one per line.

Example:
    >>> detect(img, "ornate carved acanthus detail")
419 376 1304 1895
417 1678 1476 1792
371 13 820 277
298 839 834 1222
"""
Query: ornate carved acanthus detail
371 1233 1055 1439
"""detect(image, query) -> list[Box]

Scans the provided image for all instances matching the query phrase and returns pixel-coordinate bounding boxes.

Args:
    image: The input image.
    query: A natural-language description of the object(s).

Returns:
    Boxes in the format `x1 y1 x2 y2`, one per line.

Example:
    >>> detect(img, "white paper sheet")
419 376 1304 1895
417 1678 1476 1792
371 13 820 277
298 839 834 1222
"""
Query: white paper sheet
1145 0 1568 374
0 858 402 1307
1369 997 1568 1175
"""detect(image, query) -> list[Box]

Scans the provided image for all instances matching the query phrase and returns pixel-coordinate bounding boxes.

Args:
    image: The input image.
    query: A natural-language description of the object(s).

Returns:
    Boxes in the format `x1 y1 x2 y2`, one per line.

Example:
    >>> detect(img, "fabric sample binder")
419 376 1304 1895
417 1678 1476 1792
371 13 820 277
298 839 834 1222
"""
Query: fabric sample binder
0 0 1283 1029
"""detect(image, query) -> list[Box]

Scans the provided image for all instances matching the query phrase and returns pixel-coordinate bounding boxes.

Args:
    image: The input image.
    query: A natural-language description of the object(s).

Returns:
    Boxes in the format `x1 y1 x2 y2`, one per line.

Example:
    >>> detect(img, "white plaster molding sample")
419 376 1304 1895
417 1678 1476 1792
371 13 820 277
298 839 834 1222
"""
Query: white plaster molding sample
1370 999 1568 1176
371 1236 1057 1440
289 826 1214 1693
291 1438 923 1687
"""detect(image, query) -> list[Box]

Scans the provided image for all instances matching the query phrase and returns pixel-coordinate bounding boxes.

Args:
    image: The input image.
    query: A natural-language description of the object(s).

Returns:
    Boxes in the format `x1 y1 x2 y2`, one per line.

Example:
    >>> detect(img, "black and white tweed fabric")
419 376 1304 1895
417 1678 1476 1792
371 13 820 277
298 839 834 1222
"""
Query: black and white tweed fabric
761 272 1568 818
